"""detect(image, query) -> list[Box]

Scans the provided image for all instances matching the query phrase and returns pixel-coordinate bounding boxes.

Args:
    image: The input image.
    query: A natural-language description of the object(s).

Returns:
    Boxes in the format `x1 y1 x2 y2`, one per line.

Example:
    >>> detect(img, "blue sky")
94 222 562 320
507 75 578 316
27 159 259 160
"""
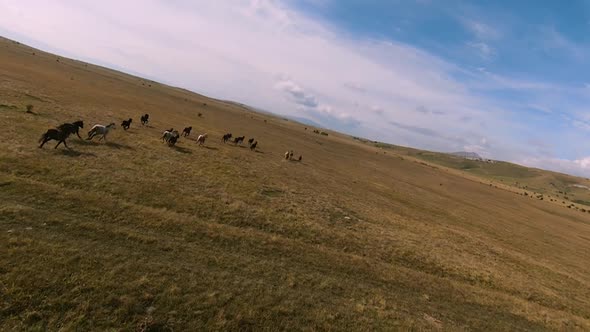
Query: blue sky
1 0 590 176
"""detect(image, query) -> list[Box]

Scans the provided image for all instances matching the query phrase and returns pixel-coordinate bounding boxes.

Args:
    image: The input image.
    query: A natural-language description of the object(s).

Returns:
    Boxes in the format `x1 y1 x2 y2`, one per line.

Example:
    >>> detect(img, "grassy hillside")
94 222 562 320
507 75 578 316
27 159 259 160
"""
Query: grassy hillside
1 37 590 331
365 140 590 209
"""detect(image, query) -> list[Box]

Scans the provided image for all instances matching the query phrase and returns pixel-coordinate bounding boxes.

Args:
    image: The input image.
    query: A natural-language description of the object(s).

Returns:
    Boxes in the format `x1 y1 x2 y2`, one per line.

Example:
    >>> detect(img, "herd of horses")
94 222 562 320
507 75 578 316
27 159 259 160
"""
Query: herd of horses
38 113 261 152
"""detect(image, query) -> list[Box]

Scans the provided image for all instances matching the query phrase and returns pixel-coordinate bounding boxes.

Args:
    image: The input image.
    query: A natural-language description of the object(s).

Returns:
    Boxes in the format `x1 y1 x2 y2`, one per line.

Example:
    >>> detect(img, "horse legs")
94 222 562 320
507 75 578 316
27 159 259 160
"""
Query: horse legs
54 139 68 149
39 137 50 148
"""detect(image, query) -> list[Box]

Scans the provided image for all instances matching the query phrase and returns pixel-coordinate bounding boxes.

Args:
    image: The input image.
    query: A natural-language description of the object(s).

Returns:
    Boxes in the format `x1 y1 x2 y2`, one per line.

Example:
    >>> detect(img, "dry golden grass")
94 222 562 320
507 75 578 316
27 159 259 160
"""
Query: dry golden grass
1 37 590 331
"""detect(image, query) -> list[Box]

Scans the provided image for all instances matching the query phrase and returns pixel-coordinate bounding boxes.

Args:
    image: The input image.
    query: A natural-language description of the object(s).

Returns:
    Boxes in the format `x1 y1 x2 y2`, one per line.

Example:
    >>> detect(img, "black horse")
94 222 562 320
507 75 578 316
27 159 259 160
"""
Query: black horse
249 141 258 151
140 114 149 125
222 133 232 143
121 118 132 130
58 120 84 139
182 126 192 137
247 138 254 145
233 136 245 145
168 135 179 146
39 120 84 149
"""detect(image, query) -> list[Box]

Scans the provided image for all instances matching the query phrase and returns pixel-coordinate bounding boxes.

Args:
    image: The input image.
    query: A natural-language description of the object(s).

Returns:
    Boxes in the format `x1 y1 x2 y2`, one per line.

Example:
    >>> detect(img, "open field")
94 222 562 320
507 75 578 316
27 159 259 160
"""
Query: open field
1 37 590 331
363 139 590 211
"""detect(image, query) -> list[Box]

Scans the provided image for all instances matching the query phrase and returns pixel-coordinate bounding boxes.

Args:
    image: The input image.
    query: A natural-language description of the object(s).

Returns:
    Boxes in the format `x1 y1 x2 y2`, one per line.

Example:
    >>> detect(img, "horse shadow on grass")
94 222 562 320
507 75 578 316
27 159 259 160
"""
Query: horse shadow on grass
202 146 218 151
105 142 134 150
73 140 134 150
59 149 97 157
73 139 99 146
172 145 192 154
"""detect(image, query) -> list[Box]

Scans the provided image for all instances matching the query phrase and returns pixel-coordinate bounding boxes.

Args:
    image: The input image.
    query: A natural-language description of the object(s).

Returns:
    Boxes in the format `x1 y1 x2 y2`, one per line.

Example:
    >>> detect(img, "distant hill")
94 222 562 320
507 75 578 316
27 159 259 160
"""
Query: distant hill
285 116 323 128
368 141 590 206
450 151 482 160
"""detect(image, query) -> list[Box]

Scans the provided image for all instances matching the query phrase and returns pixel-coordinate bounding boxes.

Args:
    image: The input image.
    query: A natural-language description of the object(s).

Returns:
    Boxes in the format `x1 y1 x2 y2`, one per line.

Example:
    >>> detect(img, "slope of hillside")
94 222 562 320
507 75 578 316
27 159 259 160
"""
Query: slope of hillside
365 140 590 209
1 37 590 331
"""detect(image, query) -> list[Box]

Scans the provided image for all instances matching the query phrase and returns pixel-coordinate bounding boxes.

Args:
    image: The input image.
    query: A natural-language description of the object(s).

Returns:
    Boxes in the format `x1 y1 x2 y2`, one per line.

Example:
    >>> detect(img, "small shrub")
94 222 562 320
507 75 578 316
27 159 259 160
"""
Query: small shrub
25 104 34 113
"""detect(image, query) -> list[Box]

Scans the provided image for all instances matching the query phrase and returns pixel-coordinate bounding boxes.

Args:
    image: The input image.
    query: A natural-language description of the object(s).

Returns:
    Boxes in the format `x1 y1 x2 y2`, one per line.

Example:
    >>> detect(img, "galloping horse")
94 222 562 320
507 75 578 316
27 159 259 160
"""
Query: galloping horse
162 129 180 143
250 141 258 151
87 123 116 141
196 133 208 146
222 133 232 143
233 136 245 145
38 120 84 149
140 114 149 126
121 118 132 130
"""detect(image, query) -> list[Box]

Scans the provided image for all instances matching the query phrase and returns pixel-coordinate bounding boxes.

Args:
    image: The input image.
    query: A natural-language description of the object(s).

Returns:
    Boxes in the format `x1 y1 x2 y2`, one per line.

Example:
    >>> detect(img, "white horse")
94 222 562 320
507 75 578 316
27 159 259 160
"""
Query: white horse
87 123 116 141
162 130 179 142
196 133 208 146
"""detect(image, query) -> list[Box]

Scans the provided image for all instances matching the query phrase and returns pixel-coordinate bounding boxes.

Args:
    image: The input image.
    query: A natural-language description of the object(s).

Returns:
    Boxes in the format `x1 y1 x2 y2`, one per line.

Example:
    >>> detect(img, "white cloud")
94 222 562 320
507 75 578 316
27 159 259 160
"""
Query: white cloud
572 120 590 131
521 157 590 178
463 19 501 40
275 77 319 108
540 26 588 61
467 41 496 60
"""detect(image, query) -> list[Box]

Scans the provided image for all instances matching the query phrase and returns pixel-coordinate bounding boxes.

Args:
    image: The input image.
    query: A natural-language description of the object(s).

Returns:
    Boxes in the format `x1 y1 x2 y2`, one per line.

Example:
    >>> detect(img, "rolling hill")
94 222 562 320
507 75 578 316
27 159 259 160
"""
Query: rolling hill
1 36 589 331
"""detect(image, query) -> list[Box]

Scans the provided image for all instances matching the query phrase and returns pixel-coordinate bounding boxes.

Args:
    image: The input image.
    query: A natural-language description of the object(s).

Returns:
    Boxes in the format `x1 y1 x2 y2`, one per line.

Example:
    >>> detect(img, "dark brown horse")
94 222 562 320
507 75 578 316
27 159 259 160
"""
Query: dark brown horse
39 120 84 149
140 114 149 125
121 118 132 130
